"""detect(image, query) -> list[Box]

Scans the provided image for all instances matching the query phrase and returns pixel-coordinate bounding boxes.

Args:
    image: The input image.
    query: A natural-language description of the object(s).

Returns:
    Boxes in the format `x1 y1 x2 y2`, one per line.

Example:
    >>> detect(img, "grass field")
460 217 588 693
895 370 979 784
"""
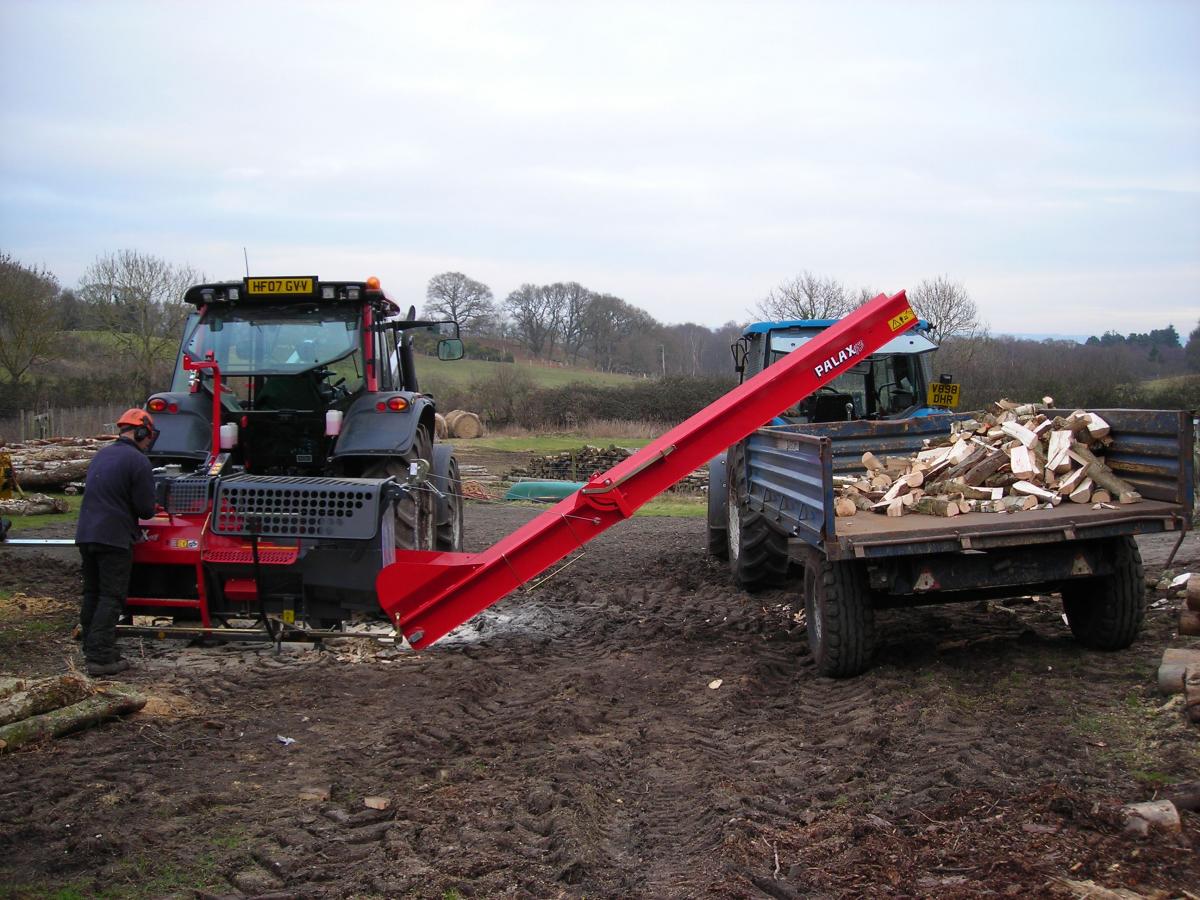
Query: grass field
448 434 655 453
419 355 640 389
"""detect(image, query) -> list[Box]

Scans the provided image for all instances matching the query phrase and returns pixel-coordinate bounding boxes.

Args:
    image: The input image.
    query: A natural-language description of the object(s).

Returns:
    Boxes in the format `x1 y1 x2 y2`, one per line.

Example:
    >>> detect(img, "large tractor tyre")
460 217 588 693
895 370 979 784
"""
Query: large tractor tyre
365 424 436 552
803 555 875 678
707 453 730 560
726 442 789 591
431 447 464 553
1060 536 1145 650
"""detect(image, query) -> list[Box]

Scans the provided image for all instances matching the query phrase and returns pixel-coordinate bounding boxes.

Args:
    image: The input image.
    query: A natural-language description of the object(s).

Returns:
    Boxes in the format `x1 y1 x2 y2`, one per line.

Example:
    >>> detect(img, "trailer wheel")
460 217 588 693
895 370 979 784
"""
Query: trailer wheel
803 555 874 678
1060 536 1145 650
726 441 788 590
434 453 464 553
366 424 435 551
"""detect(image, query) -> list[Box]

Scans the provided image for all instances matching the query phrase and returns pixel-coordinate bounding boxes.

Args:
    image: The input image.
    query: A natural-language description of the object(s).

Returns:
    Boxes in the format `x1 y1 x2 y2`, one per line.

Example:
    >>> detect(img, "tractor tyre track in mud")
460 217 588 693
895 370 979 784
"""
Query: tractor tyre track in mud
0 504 1197 898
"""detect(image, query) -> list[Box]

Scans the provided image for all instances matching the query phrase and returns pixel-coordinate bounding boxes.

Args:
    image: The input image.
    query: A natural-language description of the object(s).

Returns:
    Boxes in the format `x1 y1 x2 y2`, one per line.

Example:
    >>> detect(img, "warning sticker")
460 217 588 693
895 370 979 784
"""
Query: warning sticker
888 308 916 332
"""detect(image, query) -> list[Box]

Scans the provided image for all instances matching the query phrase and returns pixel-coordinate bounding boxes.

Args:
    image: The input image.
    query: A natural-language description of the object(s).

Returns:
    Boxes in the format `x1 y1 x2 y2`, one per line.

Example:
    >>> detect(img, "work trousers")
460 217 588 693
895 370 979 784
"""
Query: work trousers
78 543 133 665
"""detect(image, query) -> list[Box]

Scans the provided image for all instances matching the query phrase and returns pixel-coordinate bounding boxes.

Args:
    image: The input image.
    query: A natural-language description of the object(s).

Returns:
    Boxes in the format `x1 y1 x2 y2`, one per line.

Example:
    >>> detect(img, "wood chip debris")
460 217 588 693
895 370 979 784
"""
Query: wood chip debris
833 401 1142 519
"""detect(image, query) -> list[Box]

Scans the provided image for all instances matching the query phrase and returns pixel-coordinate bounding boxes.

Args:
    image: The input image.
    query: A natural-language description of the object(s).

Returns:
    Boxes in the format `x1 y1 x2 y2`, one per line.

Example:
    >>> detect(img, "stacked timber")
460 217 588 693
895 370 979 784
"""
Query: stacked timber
1180 575 1200 640
0 436 115 491
508 445 707 493
833 400 1143 519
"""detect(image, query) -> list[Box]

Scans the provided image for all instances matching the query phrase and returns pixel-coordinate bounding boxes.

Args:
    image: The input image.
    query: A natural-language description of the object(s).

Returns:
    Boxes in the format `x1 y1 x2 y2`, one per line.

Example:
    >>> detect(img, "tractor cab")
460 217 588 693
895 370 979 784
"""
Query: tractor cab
149 276 463 475
732 318 951 423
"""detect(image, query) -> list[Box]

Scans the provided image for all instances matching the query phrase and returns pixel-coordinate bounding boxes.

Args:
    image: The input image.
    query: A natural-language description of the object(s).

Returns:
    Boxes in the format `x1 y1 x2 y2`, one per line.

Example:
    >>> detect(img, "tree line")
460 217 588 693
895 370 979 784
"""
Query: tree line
1 248 1196 424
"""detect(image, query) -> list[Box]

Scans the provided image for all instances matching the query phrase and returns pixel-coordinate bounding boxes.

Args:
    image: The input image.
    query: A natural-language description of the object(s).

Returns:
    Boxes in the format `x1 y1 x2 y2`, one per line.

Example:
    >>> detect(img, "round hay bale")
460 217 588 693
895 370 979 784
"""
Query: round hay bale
434 413 448 439
444 410 468 431
451 412 485 439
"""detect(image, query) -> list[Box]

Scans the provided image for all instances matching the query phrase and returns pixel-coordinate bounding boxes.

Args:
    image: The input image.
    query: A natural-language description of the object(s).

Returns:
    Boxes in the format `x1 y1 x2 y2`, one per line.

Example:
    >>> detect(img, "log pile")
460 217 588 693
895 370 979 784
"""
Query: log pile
0 436 116 491
833 401 1143 519
0 493 70 516
508 445 707 493
0 673 147 752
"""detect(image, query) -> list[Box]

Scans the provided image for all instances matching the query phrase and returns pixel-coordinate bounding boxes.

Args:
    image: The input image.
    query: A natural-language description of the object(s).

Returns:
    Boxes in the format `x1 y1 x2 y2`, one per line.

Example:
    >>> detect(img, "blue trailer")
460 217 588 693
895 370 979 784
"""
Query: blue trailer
709 319 1195 677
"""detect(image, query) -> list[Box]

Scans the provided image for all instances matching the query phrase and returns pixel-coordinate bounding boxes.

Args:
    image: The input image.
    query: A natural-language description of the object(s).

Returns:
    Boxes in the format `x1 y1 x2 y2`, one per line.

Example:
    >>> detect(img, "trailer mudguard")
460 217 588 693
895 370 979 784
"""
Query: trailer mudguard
707 453 729 534
332 392 434 458
377 290 919 649
146 391 219 462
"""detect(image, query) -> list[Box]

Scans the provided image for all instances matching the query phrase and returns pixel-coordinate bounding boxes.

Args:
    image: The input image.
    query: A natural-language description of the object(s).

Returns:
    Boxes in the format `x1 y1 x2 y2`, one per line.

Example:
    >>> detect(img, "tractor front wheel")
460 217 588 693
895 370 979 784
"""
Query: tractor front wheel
365 424 435 552
726 441 788 591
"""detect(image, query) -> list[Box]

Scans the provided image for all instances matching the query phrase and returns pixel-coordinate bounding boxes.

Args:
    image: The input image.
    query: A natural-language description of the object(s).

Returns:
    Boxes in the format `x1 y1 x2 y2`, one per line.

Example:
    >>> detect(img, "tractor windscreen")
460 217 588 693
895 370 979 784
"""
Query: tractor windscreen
183 304 361 375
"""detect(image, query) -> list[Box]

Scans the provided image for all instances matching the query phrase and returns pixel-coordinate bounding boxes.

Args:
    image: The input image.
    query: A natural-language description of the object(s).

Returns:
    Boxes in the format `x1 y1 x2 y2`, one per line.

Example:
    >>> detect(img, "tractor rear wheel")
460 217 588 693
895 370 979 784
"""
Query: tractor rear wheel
366 424 435 552
435 453 464 552
726 441 788 591
1060 536 1145 650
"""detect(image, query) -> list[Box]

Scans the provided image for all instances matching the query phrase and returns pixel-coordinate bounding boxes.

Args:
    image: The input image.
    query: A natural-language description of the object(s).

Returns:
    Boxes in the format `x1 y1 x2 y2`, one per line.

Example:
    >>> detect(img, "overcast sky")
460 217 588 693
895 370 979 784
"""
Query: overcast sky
1 0 1197 337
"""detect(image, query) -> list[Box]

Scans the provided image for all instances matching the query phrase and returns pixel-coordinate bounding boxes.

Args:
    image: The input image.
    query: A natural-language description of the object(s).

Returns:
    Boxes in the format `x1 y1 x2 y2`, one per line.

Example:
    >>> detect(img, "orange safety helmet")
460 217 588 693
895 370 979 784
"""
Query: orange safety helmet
117 408 155 430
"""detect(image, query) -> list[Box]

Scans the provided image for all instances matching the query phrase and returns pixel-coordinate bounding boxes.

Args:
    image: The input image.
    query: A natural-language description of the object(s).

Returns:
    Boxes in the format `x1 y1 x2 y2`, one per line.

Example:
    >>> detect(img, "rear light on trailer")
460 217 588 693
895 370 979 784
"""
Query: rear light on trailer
148 398 167 412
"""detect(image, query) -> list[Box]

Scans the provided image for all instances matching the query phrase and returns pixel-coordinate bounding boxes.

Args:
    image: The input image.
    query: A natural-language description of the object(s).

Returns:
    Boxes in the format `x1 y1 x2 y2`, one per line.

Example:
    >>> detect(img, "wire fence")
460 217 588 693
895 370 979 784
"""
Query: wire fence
0 404 126 443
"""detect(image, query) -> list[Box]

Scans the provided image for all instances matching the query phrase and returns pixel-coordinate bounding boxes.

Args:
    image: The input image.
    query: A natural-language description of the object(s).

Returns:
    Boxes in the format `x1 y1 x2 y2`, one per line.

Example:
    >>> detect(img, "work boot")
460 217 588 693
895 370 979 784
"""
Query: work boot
86 658 131 677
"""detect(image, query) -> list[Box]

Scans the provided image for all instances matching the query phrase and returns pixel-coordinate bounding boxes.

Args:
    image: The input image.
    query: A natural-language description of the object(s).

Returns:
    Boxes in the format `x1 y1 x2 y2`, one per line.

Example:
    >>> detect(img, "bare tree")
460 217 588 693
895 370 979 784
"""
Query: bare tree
755 271 851 320
908 276 985 340
554 282 592 364
0 252 61 387
423 272 496 334
503 283 563 358
79 250 202 398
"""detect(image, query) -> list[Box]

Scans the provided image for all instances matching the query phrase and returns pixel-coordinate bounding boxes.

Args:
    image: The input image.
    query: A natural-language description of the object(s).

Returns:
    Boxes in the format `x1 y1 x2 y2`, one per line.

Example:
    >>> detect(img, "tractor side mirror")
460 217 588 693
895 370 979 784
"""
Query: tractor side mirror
437 338 464 361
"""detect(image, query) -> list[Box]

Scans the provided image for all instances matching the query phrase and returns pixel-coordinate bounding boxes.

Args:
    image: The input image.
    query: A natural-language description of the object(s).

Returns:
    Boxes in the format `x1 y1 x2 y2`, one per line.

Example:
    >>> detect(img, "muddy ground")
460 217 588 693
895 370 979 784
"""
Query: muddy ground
0 504 1198 899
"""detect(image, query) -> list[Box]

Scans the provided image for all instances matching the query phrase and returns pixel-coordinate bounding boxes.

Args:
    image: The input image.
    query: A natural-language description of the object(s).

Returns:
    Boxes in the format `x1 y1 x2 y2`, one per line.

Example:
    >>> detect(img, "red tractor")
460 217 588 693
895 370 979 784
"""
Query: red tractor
125 275 465 635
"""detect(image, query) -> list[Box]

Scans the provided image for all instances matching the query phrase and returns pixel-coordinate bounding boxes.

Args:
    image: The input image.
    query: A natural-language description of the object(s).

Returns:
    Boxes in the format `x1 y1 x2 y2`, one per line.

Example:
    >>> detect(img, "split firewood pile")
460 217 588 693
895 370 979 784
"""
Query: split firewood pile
0 436 116 491
833 400 1142 519
0 673 146 753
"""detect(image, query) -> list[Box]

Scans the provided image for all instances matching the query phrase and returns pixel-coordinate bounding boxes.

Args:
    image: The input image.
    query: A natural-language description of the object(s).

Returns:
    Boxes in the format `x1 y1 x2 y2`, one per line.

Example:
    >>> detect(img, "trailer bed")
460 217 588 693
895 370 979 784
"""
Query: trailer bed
823 498 1183 560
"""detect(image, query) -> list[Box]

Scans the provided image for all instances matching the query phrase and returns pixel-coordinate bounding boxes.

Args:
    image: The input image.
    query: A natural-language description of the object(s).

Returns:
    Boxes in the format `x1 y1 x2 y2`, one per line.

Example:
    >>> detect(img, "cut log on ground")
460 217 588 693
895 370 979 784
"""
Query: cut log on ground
0 494 70 516
0 674 93 727
0 685 146 753
1185 668 1200 725
1122 799 1181 836
1187 574 1200 612
0 677 30 701
1156 649 1200 695
1179 609 1200 637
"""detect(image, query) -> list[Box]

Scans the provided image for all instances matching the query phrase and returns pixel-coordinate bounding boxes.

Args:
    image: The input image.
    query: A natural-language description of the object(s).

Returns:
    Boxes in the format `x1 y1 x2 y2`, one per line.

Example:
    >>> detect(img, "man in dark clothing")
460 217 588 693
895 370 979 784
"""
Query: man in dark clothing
75 408 158 676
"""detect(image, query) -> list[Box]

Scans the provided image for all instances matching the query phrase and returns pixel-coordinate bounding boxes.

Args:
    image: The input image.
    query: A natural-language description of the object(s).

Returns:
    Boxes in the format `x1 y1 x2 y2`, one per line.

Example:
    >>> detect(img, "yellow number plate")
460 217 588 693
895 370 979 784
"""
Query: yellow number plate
888 308 916 332
246 277 314 295
927 382 961 408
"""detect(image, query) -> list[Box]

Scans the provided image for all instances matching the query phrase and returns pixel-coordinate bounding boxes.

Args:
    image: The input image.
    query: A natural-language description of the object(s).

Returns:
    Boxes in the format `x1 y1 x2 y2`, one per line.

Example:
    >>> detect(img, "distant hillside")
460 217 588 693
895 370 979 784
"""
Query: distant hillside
417 354 642 389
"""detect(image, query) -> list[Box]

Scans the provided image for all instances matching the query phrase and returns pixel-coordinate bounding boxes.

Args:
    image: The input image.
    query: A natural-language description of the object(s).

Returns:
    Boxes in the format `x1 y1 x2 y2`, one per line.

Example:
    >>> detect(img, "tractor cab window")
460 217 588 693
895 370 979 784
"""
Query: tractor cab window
184 304 362 374
175 304 365 398
766 327 936 421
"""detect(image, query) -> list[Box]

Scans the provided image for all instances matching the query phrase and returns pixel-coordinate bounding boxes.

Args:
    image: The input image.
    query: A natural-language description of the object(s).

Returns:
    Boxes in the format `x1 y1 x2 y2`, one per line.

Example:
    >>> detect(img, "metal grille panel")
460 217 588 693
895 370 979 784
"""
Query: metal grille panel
166 476 211 515
212 476 386 539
